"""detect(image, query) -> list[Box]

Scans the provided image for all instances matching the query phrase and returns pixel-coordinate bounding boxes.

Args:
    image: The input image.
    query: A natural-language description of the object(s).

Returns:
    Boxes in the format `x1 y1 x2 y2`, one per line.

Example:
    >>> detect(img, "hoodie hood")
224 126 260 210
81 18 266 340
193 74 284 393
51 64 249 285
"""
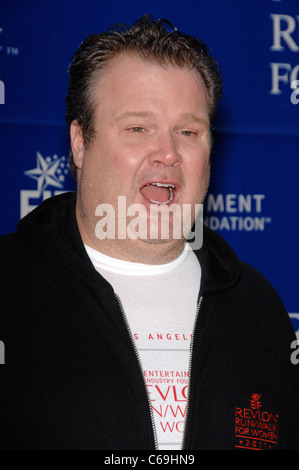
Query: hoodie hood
17 192 240 295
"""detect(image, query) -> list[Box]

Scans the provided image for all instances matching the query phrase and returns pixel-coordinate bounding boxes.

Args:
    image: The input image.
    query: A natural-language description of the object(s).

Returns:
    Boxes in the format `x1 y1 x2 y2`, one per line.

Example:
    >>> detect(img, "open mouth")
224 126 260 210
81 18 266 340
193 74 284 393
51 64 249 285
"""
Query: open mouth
140 182 175 205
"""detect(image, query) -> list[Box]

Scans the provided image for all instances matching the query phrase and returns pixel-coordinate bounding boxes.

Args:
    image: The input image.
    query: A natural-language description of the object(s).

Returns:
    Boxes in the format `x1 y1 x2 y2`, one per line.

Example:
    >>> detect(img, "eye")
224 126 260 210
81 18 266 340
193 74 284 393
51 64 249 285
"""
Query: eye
180 130 198 137
128 127 145 133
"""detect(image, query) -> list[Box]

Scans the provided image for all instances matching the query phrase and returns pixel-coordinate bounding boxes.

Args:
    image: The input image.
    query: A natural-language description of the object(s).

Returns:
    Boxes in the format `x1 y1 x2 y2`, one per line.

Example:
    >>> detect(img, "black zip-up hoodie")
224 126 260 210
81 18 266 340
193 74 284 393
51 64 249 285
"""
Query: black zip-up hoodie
0 192 298 450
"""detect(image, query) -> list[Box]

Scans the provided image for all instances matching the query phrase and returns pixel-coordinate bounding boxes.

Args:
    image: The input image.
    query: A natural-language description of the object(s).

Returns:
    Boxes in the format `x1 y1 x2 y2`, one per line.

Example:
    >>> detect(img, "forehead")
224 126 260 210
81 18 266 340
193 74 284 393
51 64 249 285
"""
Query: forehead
92 52 208 116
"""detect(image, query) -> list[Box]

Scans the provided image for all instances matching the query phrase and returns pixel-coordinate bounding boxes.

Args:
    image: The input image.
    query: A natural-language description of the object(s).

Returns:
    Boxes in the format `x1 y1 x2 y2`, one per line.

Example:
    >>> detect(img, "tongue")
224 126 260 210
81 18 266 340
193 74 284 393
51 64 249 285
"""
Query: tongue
140 184 171 203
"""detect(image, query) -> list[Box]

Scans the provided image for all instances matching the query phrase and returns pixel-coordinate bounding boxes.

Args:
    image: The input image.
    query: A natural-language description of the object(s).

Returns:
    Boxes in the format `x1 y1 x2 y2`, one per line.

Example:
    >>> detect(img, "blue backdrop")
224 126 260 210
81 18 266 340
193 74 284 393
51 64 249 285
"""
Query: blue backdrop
0 0 298 334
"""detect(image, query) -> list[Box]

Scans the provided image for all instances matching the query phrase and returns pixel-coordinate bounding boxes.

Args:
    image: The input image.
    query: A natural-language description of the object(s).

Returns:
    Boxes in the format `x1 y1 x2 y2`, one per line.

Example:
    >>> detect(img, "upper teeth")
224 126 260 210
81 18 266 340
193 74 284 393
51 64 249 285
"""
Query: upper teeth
147 182 175 189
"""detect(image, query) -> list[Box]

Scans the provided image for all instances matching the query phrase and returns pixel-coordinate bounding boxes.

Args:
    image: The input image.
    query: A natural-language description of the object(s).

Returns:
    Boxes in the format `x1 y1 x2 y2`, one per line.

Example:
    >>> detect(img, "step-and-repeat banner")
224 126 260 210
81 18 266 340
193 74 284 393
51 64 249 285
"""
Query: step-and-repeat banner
0 0 298 335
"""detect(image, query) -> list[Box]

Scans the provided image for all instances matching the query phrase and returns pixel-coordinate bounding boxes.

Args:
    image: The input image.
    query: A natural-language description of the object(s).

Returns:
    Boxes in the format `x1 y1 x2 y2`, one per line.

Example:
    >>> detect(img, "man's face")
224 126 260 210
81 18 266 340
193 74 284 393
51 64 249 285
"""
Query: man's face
71 53 211 263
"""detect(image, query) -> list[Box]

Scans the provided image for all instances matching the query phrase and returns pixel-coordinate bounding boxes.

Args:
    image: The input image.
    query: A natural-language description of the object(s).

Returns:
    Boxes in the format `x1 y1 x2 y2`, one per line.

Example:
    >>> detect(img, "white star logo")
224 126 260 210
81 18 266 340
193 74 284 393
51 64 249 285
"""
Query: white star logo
24 152 67 196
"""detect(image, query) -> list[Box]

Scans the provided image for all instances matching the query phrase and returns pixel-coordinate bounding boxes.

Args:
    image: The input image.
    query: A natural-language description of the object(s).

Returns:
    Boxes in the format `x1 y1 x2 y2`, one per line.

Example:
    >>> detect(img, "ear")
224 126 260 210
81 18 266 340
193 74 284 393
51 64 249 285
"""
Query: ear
70 120 85 170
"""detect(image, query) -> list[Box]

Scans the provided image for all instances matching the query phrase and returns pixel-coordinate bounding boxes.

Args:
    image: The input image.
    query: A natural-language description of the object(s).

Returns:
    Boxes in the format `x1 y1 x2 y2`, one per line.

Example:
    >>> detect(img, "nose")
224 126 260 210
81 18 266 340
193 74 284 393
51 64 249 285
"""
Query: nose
148 132 181 167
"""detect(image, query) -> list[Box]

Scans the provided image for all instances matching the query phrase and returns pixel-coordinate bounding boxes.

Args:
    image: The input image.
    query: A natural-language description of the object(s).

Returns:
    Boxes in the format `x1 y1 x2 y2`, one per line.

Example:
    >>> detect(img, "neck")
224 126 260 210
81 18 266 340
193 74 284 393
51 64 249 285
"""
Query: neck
75 198 187 264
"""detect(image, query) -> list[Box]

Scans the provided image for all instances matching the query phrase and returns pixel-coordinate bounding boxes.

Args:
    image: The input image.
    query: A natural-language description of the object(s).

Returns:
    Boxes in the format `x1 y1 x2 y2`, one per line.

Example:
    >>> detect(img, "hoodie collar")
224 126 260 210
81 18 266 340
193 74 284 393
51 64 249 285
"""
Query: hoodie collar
195 224 240 295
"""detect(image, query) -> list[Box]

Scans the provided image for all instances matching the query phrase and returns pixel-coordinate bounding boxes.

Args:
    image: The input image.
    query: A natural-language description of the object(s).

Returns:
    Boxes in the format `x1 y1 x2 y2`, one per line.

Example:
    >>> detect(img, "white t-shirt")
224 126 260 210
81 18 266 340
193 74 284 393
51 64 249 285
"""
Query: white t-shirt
85 244 201 450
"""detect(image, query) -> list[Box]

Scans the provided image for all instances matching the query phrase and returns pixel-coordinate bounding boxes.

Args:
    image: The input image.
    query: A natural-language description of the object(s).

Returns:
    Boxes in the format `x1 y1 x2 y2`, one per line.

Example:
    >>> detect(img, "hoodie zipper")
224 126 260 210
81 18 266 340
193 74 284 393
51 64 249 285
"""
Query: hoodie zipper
182 295 203 450
115 293 159 450
115 292 203 451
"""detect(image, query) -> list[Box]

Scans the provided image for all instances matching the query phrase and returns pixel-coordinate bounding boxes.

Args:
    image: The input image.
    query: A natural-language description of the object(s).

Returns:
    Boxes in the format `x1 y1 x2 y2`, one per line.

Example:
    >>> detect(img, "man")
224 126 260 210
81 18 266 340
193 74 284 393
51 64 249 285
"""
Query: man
0 15 298 450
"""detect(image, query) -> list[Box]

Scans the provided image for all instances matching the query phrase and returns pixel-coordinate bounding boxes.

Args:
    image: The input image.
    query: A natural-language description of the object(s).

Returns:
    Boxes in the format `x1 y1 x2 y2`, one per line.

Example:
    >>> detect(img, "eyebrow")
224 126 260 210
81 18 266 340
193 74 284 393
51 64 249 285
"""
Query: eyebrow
180 112 210 128
115 111 153 122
